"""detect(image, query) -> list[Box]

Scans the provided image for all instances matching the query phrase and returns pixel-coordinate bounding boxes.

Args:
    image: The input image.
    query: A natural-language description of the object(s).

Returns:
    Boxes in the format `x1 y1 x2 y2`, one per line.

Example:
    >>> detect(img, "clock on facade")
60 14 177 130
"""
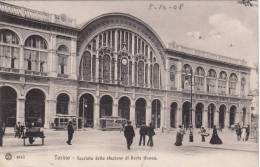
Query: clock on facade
121 58 127 65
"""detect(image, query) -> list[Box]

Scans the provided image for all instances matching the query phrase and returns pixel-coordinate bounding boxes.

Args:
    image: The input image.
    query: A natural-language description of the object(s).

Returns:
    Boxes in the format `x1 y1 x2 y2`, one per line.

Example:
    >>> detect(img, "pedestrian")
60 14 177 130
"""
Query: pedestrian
209 125 223 144
199 126 209 142
0 122 5 147
236 124 241 141
241 126 247 141
246 124 250 141
139 122 147 146
175 125 184 146
14 122 21 138
147 123 155 147
66 121 74 145
124 121 135 150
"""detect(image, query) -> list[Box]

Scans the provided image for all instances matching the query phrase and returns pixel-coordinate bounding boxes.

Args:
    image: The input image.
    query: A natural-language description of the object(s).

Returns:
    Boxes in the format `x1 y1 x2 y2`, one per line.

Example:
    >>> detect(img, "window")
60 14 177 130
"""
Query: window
218 71 227 94
182 64 192 90
57 45 69 75
241 77 246 96
229 73 238 95
0 29 20 69
207 69 217 93
24 35 47 72
170 65 176 89
195 67 205 91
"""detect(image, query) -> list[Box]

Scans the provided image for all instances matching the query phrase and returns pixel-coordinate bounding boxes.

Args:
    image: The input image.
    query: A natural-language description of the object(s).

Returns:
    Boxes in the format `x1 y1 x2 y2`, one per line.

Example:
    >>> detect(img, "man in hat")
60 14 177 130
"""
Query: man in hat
67 121 74 145
124 121 135 150
139 122 147 146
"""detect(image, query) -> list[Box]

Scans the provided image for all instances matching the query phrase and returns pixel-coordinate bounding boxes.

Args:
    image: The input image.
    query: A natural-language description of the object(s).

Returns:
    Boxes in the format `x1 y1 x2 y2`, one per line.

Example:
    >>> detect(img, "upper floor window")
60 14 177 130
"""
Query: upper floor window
0 29 20 69
24 35 48 72
182 64 192 90
170 65 176 89
218 71 227 94
229 73 238 95
57 45 69 75
241 77 246 96
207 69 217 93
194 66 205 91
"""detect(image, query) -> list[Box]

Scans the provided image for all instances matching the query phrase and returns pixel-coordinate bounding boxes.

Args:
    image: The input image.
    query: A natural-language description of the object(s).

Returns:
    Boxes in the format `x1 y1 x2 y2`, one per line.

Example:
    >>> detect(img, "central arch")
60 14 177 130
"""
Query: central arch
208 103 215 128
135 98 146 127
195 103 203 128
100 95 113 118
151 99 161 128
182 101 191 128
170 102 178 128
118 96 130 120
25 89 45 127
0 86 17 127
219 105 226 128
79 93 94 127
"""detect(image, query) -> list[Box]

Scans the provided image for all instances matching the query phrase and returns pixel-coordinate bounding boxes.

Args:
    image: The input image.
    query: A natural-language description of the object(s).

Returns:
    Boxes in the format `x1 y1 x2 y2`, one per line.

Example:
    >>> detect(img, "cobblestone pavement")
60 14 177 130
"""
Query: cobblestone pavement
0 128 258 167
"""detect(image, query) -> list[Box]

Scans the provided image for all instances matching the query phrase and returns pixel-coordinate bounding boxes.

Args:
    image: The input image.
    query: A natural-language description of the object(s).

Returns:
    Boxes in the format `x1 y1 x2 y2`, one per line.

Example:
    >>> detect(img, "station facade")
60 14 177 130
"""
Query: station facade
0 2 252 129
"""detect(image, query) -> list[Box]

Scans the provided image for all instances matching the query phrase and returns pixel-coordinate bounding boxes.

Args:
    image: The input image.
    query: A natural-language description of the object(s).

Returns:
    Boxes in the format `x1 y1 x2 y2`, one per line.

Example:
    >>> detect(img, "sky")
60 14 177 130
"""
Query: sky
7 0 259 89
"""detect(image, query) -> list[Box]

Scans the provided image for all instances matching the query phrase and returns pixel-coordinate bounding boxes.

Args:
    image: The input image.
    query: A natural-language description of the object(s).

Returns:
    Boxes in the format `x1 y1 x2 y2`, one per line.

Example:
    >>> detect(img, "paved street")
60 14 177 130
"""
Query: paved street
0 128 258 167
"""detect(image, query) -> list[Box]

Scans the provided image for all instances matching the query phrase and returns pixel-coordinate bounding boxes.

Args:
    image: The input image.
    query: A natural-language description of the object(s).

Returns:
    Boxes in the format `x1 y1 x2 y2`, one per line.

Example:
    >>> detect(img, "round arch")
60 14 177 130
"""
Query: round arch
118 96 131 120
0 86 17 126
56 93 70 115
182 101 191 128
229 105 237 126
135 98 146 127
219 104 226 128
170 102 178 128
79 93 95 128
208 103 216 128
100 95 113 118
24 34 48 49
25 88 45 127
195 103 204 128
151 99 161 128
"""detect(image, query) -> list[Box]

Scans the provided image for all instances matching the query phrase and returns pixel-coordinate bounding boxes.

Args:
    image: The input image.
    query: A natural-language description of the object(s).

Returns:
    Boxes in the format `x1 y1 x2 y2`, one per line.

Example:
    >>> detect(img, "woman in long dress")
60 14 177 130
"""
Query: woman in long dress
241 127 247 141
209 125 223 144
175 125 184 146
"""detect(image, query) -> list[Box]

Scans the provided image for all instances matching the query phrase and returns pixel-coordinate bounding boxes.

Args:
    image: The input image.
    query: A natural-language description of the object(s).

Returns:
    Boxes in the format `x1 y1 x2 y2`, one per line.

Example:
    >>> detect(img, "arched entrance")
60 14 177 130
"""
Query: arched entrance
118 96 130 120
152 99 161 128
0 86 17 126
195 103 203 128
135 98 146 127
229 105 236 126
56 93 69 115
208 103 215 128
170 102 177 128
100 95 113 118
182 101 191 128
25 89 45 127
79 93 94 127
242 107 246 125
219 105 226 128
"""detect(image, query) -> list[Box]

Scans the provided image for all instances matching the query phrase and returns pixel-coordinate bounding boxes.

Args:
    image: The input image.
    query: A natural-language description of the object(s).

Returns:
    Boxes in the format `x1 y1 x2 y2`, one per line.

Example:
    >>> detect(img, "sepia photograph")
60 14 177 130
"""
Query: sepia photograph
0 0 258 167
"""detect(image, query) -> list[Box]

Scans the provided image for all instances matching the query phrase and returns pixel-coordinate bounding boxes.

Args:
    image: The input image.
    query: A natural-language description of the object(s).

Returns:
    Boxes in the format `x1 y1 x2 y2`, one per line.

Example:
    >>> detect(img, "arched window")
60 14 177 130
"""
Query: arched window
0 29 20 69
170 65 176 89
194 67 205 91
153 63 160 89
229 73 238 95
218 71 227 94
241 77 246 96
207 69 217 93
118 53 130 85
80 51 91 81
182 64 192 90
24 35 48 72
57 45 69 75
56 93 70 115
103 54 111 83
137 61 144 87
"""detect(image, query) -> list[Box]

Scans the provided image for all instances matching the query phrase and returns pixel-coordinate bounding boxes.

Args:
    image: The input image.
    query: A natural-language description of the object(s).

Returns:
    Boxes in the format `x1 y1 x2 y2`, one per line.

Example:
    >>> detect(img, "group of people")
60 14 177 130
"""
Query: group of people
235 124 250 141
123 121 155 150
175 125 223 146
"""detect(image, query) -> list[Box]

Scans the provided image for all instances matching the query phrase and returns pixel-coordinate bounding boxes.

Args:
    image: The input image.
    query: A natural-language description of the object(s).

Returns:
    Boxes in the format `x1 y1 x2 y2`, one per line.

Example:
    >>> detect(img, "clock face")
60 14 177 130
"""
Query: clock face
122 58 127 65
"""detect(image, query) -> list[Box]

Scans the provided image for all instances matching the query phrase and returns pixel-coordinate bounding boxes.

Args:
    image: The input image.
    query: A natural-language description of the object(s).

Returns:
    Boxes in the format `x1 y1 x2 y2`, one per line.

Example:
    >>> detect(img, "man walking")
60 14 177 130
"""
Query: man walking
66 121 74 145
124 121 135 150
0 122 5 147
147 123 155 147
139 122 147 146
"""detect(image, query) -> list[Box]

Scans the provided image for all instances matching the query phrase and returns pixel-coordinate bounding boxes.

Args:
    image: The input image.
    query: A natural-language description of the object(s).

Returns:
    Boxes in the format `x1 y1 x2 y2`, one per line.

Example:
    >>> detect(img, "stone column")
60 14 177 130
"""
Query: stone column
48 34 57 77
16 98 25 124
113 98 118 117
132 59 135 86
176 61 182 91
130 104 135 127
177 107 182 126
19 45 24 74
44 99 50 128
146 101 152 126
95 55 99 82
214 110 219 127
192 108 195 128
160 101 165 129
70 38 77 80
202 110 208 127
225 111 230 128
114 53 118 84
94 102 100 128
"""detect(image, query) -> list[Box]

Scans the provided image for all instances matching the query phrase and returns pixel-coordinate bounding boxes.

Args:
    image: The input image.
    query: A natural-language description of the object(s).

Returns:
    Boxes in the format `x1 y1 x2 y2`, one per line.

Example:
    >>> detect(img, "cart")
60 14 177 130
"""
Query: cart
22 127 45 146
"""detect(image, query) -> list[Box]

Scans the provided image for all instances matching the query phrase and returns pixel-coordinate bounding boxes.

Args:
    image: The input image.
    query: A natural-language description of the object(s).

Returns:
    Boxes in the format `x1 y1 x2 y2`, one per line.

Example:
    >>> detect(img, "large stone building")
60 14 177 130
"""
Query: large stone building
0 2 252 129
